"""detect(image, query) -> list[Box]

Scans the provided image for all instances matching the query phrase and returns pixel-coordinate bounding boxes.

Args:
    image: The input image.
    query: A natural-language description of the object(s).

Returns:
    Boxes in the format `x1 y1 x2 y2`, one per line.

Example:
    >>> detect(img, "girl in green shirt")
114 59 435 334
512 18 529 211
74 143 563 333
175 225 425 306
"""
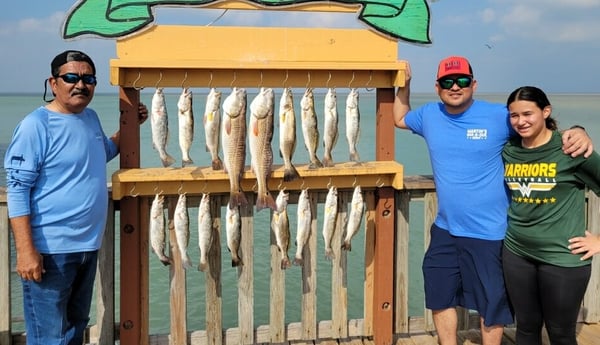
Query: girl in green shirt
502 86 600 345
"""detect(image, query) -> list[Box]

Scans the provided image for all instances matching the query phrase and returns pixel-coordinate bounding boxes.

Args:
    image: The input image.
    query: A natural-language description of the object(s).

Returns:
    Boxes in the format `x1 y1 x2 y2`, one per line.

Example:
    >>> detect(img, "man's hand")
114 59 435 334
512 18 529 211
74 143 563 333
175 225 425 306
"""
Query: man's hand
16 247 44 282
562 127 593 158
138 103 149 125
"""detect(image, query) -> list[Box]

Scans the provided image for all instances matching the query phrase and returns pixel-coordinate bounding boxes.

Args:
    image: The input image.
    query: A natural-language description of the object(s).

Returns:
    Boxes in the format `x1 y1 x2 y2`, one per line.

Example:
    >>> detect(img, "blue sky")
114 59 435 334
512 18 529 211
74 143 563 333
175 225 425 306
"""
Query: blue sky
1 0 600 93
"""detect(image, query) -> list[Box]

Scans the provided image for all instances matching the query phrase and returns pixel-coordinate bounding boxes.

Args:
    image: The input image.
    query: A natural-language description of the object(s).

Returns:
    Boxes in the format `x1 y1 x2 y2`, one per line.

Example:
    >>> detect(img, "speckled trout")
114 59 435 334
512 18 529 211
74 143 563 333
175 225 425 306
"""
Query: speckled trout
197 193 213 272
322 185 338 260
322 87 339 167
294 188 312 266
149 194 171 265
204 88 223 170
342 185 364 251
177 87 194 167
151 88 175 167
300 88 323 169
278 87 299 182
173 193 192 269
345 88 361 162
271 189 291 269
225 204 242 267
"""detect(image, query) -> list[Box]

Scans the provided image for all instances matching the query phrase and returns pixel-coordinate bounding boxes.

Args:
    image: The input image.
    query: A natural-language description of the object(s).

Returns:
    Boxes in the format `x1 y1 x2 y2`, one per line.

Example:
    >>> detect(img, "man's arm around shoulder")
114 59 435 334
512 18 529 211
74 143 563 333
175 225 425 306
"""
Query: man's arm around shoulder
393 61 412 129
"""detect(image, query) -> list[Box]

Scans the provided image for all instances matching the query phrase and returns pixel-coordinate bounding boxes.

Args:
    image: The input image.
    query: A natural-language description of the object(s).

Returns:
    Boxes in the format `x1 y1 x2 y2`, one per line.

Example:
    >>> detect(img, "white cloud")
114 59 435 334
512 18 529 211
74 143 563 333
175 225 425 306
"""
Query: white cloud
480 8 496 23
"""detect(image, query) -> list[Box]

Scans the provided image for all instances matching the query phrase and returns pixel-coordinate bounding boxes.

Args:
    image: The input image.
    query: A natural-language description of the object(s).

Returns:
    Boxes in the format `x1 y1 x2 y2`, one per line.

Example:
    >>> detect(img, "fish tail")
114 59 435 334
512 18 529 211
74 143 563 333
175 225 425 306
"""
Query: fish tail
198 261 209 272
283 163 300 182
161 153 176 167
182 256 193 269
325 248 335 261
293 256 304 266
232 256 243 267
341 241 352 251
281 257 291 269
158 255 172 266
212 157 223 170
308 156 323 169
322 155 334 167
349 151 360 162
182 158 194 167
256 192 277 212
229 191 248 209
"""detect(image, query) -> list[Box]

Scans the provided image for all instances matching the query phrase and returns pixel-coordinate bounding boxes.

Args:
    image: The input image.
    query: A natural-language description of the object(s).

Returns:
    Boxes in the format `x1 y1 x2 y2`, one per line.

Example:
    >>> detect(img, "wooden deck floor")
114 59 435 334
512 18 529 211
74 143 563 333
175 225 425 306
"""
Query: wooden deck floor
396 323 600 345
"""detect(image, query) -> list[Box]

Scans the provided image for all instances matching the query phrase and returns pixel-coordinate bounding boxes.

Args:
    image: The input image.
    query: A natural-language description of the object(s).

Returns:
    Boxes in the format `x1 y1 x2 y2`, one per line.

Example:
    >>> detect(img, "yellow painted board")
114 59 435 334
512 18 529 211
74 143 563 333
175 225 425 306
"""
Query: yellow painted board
111 161 403 200
205 0 360 12
115 26 398 64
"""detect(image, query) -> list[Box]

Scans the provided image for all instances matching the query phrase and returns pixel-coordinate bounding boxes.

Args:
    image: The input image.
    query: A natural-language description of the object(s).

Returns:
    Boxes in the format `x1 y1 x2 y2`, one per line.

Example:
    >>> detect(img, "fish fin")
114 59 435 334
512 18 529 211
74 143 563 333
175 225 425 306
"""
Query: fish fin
198 261 209 272
256 192 277 212
341 241 352 251
293 257 303 266
281 257 291 270
182 158 194 167
322 156 334 167
159 256 172 266
252 121 259 137
308 157 323 169
211 157 223 170
225 118 232 135
229 191 248 209
349 152 360 162
182 256 193 269
283 164 300 182
325 249 335 261
161 154 176 167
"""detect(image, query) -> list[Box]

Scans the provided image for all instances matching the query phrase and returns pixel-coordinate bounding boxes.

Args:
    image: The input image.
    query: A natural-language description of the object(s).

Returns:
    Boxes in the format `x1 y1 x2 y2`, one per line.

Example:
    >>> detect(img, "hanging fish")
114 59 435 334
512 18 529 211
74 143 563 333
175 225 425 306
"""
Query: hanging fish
322 87 339 167
225 204 243 267
197 193 213 272
345 88 361 162
248 87 277 212
294 188 312 266
322 185 338 260
150 88 176 167
149 194 171 265
342 185 364 251
177 87 194 167
278 87 300 182
173 193 192 269
271 189 291 269
204 88 223 170
300 88 323 169
221 87 248 209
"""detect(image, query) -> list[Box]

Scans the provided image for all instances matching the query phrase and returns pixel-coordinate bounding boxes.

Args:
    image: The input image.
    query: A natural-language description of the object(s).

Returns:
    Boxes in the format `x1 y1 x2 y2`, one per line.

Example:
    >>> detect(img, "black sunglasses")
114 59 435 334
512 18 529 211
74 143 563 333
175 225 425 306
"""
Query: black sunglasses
56 73 97 85
438 76 472 90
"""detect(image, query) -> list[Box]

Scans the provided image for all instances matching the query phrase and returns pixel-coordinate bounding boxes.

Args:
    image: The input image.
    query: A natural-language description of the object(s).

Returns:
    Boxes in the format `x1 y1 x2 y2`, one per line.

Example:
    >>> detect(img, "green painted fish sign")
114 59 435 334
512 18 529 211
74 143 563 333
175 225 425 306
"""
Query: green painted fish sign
63 0 431 44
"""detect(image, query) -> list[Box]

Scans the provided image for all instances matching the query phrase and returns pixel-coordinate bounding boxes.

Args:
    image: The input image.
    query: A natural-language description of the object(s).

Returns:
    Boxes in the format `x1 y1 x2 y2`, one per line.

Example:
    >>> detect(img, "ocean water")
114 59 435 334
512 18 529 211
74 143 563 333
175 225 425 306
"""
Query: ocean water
1 90 599 334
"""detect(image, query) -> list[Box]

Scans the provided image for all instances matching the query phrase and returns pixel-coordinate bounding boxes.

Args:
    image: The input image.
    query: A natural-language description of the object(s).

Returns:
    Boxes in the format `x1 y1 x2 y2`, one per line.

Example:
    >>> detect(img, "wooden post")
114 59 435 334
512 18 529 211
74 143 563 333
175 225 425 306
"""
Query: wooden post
0 194 10 345
373 88 396 344
118 87 148 345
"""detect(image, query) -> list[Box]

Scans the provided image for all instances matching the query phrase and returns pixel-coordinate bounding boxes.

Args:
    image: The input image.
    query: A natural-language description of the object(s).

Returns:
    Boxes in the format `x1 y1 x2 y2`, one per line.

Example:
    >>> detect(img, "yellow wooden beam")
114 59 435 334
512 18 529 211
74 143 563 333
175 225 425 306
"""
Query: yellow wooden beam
111 161 403 200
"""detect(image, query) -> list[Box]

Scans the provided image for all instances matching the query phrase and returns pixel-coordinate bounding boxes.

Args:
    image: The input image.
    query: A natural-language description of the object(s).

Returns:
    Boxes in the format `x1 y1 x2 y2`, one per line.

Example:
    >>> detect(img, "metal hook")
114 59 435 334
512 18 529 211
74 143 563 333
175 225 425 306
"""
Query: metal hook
153 183 163 195
259 70 263 88
327 177 332 189
300 178 306 189
306 72 311 88
178 181 184 195
201 180 208 193
282 70 289 86
181 71 188 89
129 183 139 197
348 71 355 88
326 71 332 88
132 70 143 90
208 71 214 88
375 177 385 188
230 71 237 88
154 71 163 88
366 70 374 92
352 175 357 187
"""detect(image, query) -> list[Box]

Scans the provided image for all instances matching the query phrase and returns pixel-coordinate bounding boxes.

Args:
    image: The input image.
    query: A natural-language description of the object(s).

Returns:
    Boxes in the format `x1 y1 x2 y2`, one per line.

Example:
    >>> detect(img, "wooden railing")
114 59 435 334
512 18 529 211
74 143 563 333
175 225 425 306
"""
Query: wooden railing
2 177 599 345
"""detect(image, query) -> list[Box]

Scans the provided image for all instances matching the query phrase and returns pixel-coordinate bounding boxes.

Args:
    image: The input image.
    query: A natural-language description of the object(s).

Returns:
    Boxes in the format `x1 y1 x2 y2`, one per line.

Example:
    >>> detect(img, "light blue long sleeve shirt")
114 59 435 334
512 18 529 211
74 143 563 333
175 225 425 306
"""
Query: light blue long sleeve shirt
4 106 118 253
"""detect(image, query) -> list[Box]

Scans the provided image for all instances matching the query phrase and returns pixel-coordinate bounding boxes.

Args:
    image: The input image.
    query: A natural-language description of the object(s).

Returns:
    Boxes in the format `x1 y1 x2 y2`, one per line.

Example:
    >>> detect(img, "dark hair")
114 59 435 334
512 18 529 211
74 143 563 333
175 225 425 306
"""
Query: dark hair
506 86 557 130
50 50 96 77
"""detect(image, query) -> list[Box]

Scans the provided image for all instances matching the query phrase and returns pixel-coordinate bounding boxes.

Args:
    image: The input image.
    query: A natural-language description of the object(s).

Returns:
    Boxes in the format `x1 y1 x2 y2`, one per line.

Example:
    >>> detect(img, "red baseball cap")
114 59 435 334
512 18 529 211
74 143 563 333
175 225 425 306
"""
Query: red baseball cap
437 56 473 80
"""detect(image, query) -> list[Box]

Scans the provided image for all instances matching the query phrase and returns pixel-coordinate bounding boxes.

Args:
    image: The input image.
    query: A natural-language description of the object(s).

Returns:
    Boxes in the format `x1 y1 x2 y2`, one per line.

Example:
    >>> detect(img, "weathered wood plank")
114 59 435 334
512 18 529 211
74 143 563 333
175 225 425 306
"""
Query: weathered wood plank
205 195 223 345
363 191 376 338
0 201 10 345
422 192 437 333
269 200 286 343
300 191 318 340
167 195 187 345
331 190 349 339
395 192 410 334
239 193 255 345
583 191 600 322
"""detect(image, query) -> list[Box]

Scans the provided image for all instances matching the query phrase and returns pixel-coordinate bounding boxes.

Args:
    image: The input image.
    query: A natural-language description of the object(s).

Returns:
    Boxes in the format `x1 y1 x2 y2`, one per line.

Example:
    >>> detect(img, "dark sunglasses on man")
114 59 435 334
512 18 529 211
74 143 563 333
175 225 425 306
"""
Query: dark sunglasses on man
437 76 472 90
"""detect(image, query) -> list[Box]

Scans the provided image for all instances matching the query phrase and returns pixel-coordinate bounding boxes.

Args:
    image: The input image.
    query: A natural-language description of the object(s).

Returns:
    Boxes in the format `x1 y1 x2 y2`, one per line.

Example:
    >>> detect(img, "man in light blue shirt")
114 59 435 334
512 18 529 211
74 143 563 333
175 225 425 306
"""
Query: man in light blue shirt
4 50 147 345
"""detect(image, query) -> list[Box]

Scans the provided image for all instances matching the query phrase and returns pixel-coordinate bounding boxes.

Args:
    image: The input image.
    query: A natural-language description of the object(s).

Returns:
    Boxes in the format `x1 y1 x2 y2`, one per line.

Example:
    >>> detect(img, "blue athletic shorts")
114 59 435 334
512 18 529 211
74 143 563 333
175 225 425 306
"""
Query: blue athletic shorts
422 224 514 326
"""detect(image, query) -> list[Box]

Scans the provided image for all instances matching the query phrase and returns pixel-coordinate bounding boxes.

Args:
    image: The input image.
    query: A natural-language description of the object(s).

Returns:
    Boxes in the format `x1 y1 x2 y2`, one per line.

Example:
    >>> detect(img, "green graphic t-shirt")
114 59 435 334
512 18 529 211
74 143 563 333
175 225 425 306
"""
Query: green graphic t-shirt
503 131 600 267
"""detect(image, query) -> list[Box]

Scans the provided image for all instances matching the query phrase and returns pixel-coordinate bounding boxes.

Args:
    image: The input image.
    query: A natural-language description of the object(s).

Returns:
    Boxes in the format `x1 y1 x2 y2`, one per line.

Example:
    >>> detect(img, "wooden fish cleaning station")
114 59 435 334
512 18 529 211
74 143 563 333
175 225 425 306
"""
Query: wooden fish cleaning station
111 4 405 343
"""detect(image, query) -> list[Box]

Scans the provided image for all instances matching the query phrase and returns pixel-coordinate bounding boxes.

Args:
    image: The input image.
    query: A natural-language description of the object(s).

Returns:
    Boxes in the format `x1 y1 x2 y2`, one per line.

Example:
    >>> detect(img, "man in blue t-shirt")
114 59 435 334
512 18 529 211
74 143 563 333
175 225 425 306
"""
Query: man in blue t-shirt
4 50 148 345
392 56 592 345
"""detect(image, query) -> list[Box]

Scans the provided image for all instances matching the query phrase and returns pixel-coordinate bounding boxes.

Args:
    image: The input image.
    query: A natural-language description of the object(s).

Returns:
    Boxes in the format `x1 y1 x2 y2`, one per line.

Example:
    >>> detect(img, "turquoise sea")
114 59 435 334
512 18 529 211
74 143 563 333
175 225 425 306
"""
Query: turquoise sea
1 90 599 334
